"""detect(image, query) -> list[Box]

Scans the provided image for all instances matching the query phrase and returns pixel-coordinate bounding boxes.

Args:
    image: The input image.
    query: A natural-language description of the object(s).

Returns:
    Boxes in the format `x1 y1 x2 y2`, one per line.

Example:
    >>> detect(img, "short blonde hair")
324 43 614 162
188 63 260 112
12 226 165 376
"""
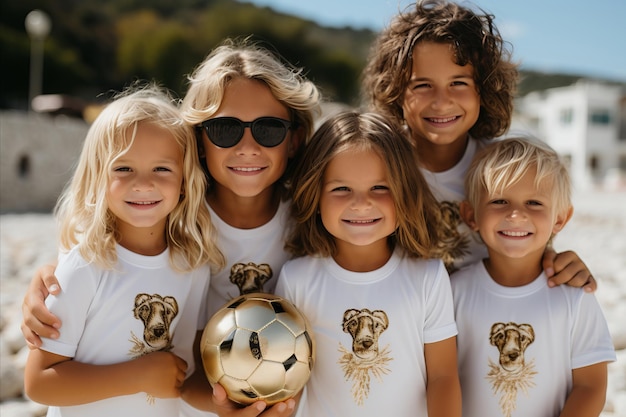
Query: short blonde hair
180 39 321 199
464 137 572 216
286 111 443 259
55 83 224 272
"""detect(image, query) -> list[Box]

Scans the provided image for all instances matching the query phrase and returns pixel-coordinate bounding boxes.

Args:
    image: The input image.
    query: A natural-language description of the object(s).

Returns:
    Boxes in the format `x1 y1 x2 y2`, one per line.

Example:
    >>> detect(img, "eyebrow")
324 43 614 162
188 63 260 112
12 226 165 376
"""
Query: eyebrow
409 72 474 82
113 156 181 165
324 178 389 186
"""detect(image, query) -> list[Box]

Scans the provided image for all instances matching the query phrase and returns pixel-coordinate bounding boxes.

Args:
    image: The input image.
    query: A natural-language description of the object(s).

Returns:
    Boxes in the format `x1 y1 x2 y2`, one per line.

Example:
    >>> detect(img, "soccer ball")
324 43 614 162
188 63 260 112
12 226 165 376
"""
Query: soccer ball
200 293 315 405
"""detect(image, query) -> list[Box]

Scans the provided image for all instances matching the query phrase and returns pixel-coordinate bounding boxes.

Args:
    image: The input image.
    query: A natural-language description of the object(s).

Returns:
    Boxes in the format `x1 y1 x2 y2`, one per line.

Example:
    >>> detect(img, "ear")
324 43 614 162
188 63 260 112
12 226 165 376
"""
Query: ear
552 205 573 234
459 200 478 231
287 126 305 158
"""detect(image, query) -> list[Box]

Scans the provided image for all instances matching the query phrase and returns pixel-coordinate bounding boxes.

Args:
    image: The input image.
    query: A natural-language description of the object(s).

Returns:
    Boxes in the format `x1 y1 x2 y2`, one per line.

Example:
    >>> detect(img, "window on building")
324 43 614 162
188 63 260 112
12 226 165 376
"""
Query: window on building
589 155 599 172
559 108 573 125
619 155 626 171
589 108 612 125
17 154 31 179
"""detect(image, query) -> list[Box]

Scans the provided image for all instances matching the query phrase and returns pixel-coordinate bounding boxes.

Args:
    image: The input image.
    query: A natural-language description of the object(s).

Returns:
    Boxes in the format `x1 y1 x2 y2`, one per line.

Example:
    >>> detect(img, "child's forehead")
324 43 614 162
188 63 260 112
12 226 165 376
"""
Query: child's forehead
218 78 290 119
409 41 474 74
325 149 388 182
328 146 378 167
484 170 554 198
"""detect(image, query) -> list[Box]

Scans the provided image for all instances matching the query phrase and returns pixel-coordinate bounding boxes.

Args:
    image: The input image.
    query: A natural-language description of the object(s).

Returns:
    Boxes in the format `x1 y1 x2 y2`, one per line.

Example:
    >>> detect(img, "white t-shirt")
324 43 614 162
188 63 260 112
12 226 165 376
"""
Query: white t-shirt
420 137 489 272
275 250 457 417
180 200 292 417
203 200 292 318
40 244 211 417
451 261 616 417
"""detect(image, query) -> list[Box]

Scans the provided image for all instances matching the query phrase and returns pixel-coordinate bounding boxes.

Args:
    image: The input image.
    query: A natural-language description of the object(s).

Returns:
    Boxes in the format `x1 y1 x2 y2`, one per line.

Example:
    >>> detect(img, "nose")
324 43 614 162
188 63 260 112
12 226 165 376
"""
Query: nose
235 127 261 155
133 173 154 191
506 208 526 221
431 87 452 109
350 192 372 210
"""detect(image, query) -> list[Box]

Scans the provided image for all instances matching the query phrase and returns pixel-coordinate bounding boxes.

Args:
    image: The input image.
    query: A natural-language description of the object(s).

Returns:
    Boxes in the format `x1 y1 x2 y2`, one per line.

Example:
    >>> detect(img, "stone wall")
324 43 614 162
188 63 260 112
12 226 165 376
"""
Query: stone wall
0 102 352 214
0 111 88 213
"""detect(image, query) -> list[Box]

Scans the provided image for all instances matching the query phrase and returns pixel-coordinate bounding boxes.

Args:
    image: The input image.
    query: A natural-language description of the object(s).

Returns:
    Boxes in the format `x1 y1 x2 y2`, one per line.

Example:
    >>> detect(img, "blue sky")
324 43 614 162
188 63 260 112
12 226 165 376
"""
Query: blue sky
243 0 626 82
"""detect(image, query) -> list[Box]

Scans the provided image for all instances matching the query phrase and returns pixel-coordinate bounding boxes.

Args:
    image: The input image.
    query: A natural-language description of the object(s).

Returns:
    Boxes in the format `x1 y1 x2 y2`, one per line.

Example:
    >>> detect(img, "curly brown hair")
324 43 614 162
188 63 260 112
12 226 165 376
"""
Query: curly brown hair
362 0 518 140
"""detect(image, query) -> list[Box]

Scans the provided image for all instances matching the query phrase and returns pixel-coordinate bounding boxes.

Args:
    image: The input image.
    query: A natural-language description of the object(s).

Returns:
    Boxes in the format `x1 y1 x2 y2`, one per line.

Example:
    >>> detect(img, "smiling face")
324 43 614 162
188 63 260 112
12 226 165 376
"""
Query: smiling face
468 167 568 262
319 148 397 258
107 122 184 237
401 41 480 170
202 77 298 202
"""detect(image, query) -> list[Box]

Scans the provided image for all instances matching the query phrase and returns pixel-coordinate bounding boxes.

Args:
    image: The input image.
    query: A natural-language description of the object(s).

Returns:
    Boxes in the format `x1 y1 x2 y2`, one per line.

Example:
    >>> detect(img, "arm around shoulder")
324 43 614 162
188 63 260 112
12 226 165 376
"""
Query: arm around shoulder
21 262 62 347
543 248 597 292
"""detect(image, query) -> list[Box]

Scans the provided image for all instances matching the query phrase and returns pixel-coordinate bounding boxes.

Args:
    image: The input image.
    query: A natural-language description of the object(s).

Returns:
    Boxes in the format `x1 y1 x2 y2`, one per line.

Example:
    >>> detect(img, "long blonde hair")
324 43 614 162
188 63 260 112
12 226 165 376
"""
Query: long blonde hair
180 38 321 199
286 111 443 259
55 83 225 272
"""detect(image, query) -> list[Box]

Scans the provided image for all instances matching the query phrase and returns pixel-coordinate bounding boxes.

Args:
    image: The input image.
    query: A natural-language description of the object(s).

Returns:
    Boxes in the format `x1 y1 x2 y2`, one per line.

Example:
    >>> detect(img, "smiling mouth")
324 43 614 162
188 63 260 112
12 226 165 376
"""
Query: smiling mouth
126 200 161 208
230 166 264 172
500 230 531 237
343 219 379 225
127 200 160 206
426 116 459 124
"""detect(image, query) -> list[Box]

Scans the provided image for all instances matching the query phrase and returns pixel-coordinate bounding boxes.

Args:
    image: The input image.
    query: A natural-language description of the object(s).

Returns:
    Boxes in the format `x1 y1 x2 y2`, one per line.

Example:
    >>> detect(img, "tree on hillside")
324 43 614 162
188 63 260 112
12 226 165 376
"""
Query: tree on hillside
1 0 374 109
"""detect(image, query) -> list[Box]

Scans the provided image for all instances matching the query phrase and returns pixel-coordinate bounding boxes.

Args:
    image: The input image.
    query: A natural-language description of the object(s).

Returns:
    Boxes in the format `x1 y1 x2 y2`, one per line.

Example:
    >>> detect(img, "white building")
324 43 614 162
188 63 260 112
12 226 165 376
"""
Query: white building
512 81 626 189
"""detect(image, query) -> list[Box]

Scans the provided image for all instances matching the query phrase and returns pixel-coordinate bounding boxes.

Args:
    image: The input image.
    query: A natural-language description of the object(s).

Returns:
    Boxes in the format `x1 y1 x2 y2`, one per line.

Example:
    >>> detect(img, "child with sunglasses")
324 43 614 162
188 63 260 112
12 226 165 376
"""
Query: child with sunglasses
361 0 596 288
274 111 461 416
23 83 223 416
178 39 320 417
20 39 321 417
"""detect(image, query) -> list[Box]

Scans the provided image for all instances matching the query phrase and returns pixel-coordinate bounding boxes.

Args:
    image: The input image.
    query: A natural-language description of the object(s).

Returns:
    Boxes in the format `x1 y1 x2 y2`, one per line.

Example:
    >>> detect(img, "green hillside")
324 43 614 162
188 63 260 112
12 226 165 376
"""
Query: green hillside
1 0 621 110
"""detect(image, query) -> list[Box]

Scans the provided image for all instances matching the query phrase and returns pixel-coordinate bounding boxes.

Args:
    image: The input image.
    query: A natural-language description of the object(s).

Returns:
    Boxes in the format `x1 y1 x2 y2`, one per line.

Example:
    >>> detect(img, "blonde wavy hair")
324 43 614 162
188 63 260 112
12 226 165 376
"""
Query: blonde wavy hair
464 137 572 217
180 38 321 199
286 111 443 259
362 0 518 140
55 83 225 272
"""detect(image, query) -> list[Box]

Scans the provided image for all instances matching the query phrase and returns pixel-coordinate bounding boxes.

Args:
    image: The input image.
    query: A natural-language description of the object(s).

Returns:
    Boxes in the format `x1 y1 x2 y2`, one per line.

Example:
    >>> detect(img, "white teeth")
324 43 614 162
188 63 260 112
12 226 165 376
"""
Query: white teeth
233 167 261 172
501 230 529 237
348 219 375 224
430 116 457 123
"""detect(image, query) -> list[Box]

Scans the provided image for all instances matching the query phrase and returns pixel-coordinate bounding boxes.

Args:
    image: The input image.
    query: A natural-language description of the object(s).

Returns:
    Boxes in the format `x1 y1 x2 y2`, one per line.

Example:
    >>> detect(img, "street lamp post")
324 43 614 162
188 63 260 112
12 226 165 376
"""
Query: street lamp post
25 10 51 112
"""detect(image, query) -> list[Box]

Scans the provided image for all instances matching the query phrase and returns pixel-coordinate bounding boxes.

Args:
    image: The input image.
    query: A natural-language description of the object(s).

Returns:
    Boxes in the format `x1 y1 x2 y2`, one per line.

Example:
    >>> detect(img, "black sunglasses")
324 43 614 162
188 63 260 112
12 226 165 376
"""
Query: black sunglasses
198 116 294 148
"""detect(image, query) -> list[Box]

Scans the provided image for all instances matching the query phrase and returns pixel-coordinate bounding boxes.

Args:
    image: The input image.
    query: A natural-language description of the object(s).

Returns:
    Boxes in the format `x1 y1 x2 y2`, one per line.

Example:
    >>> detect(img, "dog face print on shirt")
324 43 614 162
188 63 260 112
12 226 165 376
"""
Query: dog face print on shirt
486 322 537 417
338 308 392 406
437 200 471 273
229 262 272 295
129 293 179 357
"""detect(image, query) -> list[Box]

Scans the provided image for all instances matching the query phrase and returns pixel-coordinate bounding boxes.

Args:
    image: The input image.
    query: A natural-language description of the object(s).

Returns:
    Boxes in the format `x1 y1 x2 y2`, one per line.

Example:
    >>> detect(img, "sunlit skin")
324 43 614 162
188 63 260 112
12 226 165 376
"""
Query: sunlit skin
203 77 301 229
402 41 480 172
320 149 397 272
106 123 183 256
461 168 572 286
187 77 306 417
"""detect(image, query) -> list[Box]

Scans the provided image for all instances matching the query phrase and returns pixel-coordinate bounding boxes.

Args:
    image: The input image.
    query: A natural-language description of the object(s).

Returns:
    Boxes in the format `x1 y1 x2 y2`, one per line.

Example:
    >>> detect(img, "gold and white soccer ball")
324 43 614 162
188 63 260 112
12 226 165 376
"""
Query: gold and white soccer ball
200 293 315 405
